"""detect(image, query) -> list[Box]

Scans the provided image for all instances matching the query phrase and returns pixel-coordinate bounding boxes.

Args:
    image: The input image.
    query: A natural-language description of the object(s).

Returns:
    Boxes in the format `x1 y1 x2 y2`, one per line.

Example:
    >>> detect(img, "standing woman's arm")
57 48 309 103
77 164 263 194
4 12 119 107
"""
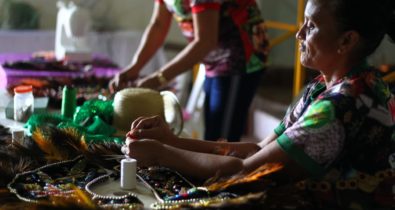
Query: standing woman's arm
136 8 220 88
109 2 172 91
123 2 173 77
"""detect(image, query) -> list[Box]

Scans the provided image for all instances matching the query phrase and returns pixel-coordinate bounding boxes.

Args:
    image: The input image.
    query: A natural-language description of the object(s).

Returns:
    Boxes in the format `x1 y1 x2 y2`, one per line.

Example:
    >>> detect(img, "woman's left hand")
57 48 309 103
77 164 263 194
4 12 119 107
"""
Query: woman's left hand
135 74 161 89
128 116 177 145
122 137 164 167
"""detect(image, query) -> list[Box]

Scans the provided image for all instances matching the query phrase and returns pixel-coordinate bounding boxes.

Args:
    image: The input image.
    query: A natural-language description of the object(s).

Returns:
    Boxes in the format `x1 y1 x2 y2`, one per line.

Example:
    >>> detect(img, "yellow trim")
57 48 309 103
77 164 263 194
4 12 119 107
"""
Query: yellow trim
265 0 305 98
269 30 297 48
265 21 298 31
293 0 305 98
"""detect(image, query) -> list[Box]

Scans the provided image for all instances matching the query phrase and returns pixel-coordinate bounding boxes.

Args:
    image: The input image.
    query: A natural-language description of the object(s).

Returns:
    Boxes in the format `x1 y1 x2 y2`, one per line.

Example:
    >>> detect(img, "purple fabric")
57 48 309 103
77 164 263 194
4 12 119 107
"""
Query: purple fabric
0 53 120 86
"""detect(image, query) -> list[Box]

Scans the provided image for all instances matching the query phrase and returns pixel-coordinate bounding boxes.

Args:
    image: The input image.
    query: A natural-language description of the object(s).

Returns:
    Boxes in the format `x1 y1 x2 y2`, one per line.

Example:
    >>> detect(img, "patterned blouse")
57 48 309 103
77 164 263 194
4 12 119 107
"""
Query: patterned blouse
274 63 395 208
156 0 269 77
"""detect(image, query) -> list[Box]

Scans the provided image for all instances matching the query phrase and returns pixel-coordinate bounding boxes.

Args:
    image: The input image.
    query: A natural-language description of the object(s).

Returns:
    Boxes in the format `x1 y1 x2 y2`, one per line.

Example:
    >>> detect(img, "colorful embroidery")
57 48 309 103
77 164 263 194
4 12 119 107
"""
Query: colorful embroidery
158 0 268 77
275 66 395 209
302 100 335 128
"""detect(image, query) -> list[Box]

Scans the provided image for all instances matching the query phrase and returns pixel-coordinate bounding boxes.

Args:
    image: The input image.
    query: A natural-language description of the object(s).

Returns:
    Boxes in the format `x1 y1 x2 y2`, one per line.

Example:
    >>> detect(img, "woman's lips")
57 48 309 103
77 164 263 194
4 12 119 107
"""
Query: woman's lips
300 43 306 52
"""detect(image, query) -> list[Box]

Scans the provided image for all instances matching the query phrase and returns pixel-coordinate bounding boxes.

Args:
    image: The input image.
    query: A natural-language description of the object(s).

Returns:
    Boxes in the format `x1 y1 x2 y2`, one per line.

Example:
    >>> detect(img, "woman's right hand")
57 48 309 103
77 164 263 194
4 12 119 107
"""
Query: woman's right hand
127 115 177 145
123 138 164 167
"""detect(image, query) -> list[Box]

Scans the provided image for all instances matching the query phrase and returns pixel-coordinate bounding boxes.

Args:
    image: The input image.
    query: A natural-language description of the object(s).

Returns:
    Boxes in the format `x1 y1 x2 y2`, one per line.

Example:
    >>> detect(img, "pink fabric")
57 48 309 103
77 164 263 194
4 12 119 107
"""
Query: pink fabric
0 65 7 89
0 53 120 87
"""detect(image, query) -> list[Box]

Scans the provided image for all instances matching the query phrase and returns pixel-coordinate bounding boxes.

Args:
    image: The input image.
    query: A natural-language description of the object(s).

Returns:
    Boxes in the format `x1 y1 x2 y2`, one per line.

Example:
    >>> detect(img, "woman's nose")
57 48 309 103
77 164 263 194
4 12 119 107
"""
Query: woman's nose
295 30 302 40
295 25 305 40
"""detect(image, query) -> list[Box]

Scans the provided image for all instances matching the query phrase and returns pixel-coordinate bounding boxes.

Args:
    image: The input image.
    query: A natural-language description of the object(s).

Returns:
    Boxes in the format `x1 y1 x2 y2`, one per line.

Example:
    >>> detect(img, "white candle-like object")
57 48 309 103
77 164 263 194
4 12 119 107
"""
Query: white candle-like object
120 158 137 190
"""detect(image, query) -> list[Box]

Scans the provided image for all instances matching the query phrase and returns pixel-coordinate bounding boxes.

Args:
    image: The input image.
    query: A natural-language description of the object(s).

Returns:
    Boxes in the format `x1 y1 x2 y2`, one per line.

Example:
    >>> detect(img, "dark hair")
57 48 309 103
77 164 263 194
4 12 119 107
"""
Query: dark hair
387 1 395 42
315 0 395 58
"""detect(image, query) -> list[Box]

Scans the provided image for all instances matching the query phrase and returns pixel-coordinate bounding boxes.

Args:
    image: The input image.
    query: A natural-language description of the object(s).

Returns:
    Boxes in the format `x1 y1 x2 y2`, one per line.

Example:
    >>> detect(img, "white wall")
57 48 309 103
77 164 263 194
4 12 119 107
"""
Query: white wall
0 0 394 67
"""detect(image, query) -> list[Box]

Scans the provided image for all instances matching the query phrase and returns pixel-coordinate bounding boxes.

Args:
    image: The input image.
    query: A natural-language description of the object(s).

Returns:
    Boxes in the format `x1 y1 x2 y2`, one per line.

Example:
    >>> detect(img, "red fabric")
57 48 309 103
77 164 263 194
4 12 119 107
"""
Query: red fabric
155 0 164 4
229 5 252 59
191 3 220 13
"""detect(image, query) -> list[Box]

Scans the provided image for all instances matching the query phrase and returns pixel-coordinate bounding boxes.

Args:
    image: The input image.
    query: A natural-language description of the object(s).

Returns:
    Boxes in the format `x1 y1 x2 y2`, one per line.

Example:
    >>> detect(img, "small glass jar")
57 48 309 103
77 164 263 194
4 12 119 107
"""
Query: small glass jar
14 85 34 122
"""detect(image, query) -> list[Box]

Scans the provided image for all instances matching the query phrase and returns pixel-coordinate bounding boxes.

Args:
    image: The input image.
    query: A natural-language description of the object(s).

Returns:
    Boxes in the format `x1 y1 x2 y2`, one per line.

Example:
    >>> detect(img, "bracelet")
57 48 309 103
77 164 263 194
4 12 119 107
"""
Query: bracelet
156 71 168 86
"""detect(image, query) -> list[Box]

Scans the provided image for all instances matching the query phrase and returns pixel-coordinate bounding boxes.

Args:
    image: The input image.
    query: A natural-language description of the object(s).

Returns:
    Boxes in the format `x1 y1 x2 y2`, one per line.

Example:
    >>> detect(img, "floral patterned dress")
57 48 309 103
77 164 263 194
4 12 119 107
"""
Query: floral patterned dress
274 63 395 209
156 0 269 77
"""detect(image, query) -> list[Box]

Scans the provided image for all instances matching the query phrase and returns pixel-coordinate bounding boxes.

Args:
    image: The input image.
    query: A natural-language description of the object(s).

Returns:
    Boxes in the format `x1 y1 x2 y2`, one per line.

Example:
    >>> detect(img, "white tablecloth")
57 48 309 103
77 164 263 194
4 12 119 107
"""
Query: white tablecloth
0 30 167 76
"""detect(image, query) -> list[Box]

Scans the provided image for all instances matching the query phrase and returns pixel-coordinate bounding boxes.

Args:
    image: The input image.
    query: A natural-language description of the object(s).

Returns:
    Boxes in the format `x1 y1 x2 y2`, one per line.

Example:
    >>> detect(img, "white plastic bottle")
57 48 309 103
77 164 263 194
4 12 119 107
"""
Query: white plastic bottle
14 85 34 122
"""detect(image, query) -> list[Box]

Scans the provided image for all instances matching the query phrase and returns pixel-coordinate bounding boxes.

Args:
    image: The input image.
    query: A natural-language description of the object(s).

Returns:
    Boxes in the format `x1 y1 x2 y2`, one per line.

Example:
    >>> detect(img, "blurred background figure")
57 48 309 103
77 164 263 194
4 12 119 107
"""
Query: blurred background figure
109 0 270 142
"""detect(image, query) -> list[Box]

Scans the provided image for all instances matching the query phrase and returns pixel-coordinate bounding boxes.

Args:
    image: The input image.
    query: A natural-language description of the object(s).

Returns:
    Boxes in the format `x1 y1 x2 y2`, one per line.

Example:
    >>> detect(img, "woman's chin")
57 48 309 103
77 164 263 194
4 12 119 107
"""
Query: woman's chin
300 60 317 70
299 57 309 68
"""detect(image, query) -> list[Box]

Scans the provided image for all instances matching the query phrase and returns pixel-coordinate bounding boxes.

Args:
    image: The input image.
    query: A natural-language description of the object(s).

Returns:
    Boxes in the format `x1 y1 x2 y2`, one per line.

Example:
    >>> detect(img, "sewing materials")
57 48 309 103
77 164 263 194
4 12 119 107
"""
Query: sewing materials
137 166 195 202
112 88 164 133
7 156 107 203
12 129 25 144
13 85 34 122
120 158 137 190
150 192 235 210
85 174 143 209
61 85 77 119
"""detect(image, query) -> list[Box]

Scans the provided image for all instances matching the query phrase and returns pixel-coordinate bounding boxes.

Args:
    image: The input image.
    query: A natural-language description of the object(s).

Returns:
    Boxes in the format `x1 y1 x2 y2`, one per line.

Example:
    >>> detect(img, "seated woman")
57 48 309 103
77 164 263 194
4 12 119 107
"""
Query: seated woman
123 0 395 208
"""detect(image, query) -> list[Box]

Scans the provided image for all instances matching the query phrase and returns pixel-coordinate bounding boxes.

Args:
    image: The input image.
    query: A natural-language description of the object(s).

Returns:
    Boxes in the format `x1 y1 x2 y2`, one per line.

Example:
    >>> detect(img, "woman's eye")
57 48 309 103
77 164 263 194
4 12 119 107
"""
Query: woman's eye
307 24 314 31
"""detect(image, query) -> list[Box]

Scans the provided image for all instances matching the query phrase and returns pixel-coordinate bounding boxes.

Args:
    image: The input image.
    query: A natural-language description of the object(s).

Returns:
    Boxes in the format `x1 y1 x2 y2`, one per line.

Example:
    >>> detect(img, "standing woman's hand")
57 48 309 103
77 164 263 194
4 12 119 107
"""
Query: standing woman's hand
135 73 162 90
108 69 139 93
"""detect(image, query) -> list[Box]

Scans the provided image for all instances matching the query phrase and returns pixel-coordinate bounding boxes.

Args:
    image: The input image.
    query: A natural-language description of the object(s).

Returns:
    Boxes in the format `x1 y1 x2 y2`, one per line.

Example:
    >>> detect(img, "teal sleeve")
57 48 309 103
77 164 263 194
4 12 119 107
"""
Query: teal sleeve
274 122 286 136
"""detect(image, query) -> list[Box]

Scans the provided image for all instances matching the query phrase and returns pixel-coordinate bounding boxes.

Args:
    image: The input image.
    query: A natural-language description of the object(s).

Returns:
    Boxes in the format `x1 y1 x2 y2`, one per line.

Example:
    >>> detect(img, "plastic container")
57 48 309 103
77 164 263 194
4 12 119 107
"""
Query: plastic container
14 85 34 122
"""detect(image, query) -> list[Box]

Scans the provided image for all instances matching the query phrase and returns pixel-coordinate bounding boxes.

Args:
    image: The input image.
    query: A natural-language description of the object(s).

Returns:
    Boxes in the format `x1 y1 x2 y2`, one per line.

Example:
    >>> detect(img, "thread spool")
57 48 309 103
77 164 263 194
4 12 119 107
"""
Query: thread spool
61 85 77 119
120 158 137 190
112 88 164 132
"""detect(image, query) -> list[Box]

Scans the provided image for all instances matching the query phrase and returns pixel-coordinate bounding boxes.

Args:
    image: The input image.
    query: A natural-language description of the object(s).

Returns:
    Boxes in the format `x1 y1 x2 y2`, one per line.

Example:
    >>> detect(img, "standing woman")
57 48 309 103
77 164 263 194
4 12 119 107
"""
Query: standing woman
109 0 269 142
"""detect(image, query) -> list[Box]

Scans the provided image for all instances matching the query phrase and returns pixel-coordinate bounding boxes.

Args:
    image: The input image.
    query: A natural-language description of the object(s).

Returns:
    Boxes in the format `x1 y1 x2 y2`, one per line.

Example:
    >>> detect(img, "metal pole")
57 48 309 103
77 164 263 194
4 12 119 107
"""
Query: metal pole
292 0 305 98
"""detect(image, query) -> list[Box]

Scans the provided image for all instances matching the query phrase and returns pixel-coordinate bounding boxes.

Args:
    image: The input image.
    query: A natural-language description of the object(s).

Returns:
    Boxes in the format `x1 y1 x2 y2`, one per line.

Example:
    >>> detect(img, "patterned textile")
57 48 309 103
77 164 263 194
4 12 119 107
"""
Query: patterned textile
155 0 269 77
274 63 395 209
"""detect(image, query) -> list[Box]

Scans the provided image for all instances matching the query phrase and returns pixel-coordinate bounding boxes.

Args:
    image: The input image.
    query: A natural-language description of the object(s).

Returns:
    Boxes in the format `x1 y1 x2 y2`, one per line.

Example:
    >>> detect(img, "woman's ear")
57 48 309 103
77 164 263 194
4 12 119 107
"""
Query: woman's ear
337 31 360 54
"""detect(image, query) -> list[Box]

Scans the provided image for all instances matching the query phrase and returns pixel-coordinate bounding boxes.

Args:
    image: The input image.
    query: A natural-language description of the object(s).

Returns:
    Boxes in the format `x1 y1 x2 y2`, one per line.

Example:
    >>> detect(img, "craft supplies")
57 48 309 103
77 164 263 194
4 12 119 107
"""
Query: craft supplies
112 88 165 132
14 85 34 122
12 128 25 144
85 173 143 208
61 85 77 119
120 158 137 190
137 166 195 202
150 192 235 210
7 156 107 203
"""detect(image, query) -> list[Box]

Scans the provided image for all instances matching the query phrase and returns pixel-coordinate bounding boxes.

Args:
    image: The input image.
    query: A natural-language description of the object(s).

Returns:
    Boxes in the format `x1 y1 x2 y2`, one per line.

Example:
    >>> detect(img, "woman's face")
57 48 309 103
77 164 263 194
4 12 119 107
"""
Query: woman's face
296 1 342 71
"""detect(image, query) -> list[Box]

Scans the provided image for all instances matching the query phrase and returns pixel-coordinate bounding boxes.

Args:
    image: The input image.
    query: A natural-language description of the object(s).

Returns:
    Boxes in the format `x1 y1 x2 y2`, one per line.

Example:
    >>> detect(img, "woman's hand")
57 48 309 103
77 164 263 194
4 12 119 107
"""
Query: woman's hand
127 115 177 145
135 73 162 90
109 69 139 93
123 138 164 167
221 143 261 159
